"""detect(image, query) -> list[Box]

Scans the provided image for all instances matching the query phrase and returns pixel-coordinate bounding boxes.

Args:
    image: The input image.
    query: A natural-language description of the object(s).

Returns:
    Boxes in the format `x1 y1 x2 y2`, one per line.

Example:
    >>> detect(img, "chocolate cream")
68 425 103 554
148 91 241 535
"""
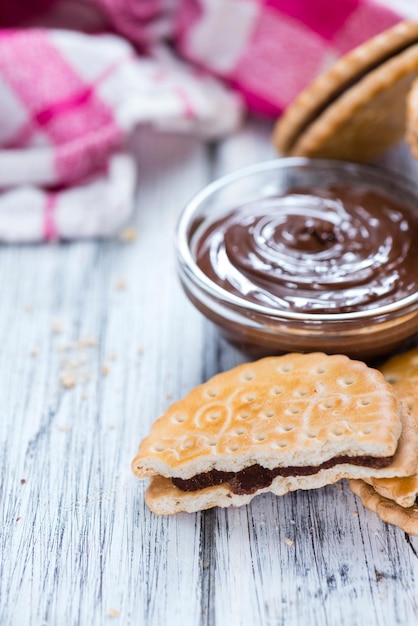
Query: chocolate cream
172 455 393 496
288 39 418 148
193 185 418 314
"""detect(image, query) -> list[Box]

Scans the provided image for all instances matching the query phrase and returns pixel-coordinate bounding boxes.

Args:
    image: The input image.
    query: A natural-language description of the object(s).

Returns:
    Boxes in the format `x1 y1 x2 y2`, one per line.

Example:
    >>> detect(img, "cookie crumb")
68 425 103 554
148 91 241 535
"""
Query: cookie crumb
77 338 97 349
116 279 127 291
60 372 76 389
119 226 138 242
57 338 98 389
284 537 294 547
58 425 71 432
16 517 21 522
20 479 26 484
30 349 38 357
51 319 64 334
102 364 110 376
107 608 120 618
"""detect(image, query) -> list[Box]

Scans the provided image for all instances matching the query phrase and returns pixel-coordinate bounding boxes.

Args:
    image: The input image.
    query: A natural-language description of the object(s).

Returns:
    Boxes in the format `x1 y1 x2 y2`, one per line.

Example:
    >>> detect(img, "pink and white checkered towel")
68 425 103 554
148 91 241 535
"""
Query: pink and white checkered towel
0 0 401 242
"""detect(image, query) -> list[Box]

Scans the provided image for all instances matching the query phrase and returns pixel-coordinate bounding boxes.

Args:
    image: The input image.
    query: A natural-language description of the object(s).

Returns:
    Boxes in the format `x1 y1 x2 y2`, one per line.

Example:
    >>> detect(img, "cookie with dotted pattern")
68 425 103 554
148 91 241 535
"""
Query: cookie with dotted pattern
273 21 418 162
351 348 418 510
132 352 417 515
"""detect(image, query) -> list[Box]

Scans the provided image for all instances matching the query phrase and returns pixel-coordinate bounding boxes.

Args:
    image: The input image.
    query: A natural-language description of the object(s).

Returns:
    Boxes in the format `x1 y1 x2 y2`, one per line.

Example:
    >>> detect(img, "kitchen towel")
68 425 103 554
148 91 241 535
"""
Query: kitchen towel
0 0 400 241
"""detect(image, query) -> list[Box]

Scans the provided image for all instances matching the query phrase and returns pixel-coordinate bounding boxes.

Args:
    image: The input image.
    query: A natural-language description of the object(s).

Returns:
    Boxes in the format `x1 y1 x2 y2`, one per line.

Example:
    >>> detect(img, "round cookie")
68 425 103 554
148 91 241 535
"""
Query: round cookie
350 479 418 535
406 77 418 158
358 348 418 509
273 21 418 162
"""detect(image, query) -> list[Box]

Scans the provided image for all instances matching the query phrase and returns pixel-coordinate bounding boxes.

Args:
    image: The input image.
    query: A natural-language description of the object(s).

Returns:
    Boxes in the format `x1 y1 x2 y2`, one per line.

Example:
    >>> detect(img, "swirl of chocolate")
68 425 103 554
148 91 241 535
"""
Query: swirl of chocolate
194 185 418 314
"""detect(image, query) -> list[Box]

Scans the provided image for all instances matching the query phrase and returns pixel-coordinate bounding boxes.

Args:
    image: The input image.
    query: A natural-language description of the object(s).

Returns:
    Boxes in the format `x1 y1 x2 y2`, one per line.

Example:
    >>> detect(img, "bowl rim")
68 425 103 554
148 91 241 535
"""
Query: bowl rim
176 157 418 323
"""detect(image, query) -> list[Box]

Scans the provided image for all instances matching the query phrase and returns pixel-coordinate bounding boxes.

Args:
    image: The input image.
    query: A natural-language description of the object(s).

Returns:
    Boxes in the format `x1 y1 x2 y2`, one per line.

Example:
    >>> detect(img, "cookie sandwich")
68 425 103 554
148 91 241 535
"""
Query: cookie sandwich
132 352 417 515
406 77 418 158
273 21 418 162
350 348 418 534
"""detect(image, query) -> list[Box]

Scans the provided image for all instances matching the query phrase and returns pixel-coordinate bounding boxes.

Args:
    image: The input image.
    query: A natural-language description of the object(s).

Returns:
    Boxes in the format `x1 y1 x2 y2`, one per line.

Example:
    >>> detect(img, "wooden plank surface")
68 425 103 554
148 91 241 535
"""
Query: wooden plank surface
2 3 418 624
1 122 418 626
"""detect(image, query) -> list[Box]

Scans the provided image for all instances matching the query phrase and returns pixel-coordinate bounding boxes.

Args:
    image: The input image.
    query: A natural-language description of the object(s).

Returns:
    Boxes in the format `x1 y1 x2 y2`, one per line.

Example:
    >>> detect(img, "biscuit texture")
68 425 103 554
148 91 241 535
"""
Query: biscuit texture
360 348 418 508
406 78 418 158
145 405 416 514
273 21 418 162
131 353 417 515
133 353 401 478
349 479 418 535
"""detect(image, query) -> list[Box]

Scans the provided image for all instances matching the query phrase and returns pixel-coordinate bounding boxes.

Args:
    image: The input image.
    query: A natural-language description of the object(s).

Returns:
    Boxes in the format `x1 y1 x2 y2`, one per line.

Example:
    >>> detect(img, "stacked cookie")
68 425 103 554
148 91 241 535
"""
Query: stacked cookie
350 349 418 534
132 352 418 533
273 20 418 163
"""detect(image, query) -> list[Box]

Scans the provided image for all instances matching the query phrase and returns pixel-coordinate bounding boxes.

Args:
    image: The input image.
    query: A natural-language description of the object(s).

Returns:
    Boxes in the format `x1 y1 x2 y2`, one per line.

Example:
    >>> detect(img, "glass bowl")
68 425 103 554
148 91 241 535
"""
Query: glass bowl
175 158 418 362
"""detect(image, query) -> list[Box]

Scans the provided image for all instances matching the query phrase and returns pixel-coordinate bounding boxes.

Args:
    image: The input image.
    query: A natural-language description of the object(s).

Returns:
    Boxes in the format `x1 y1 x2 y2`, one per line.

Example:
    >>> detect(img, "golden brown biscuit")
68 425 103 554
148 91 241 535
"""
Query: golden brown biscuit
132 353 416 515
406 78 418 158
380 346 418 389
273 21 418 162
359 348 418 508
349 479 418 535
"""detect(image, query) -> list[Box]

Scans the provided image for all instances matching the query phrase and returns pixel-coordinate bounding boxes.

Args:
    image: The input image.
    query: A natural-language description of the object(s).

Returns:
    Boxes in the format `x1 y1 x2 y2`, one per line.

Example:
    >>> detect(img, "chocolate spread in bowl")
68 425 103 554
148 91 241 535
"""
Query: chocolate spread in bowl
193 185 418 315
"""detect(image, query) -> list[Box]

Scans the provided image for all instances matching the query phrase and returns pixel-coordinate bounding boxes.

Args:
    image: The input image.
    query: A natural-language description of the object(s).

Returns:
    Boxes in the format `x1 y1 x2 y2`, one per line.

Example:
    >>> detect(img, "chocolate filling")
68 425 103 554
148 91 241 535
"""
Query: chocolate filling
290 39 418 148
172 455 393 496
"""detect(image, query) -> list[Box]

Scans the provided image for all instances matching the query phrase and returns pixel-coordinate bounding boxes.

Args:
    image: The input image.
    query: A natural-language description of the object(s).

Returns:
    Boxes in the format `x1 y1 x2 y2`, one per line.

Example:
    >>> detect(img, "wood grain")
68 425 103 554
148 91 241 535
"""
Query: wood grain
2 123 418 626
2 3 418 621
0 123 418 626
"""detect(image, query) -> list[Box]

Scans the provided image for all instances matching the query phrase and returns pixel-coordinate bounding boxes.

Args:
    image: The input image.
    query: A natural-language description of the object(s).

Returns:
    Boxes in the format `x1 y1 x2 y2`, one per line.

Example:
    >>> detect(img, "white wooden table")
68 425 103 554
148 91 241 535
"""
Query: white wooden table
3 4 418 624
